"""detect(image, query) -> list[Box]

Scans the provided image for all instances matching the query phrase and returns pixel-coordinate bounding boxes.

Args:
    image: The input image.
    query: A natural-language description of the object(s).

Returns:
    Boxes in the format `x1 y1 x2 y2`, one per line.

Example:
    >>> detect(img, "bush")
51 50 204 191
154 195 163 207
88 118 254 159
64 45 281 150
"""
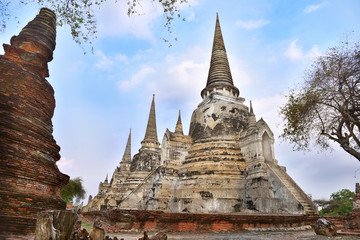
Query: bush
318 189 355 216
60 177 86 204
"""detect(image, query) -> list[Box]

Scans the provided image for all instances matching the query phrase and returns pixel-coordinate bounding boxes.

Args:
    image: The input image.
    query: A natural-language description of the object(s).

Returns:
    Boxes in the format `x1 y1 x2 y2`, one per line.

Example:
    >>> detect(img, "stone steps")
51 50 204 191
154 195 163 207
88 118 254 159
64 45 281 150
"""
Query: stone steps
267 164 317 215
121 167 161 203
324 216 344 230
337 230 360 236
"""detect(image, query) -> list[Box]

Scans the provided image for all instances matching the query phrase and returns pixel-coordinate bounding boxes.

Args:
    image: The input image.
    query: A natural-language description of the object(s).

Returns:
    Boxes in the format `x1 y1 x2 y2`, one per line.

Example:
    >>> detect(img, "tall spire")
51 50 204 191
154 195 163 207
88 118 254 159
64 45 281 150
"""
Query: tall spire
121 129 132 163
250 101 254 115
201 13 239 99
249 100 256 128
104 173 108 183
175 110 184 135
141 94 160 148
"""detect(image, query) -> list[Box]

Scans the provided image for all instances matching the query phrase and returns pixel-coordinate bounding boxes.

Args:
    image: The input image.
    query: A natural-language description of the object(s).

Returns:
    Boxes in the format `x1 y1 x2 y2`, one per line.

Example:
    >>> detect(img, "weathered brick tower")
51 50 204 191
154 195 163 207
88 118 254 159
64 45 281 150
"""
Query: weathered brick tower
0 8 69 236
86 14 317 215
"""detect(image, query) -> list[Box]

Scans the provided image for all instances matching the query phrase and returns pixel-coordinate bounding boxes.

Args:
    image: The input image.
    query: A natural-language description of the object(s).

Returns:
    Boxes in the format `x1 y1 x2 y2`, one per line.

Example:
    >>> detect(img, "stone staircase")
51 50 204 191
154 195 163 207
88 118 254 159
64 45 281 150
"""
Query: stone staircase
267 163 318 215
325 216 344 230
121 167 162 203
325 216 360 236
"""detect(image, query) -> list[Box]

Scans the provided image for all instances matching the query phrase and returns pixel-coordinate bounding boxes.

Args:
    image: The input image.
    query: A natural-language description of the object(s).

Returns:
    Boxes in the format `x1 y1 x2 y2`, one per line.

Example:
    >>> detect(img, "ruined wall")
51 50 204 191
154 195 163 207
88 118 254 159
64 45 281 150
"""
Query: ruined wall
161 129 191 167
117 127 192 211
119 167 165 210
86 169 151 211
241 119 317 215
174 138 247 213
243 161 318 215
83 209 318 233
0 8 69 236
189 93 249 141
171 92 248 213
131 149 161 172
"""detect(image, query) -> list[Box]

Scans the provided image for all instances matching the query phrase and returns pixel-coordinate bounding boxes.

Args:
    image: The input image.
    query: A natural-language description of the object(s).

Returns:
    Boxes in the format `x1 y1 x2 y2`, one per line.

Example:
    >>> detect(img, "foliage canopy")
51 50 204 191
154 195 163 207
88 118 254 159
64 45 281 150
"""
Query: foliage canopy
280 39 360 161
0 0 187 51
60 177 86 204
316 189 355 216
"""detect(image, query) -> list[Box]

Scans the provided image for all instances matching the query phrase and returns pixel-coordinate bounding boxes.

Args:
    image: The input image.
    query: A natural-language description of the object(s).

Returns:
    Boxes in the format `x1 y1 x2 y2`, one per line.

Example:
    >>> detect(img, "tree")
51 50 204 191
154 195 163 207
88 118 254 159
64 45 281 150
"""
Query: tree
280 39 360 161
317 189 355 216
313 199 330 210
60 177 86 204
0 0 187 51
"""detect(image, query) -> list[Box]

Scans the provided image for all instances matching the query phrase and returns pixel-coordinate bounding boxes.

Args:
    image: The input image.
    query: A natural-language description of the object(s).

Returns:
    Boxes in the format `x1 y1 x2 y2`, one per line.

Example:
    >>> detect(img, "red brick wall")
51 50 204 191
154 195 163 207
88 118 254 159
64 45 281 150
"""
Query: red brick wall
83 210 319 233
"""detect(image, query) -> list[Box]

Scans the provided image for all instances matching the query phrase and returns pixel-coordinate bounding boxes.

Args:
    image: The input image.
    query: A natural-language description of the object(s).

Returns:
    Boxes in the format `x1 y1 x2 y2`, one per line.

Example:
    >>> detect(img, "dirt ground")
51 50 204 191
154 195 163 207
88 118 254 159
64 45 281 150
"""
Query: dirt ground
108 231 360 240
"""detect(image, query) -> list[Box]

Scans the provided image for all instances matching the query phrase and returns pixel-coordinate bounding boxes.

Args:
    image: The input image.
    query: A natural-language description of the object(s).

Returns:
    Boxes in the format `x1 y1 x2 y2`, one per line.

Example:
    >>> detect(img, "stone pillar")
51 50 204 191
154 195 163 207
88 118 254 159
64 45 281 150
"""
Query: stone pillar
353 183 360 210
0 8 69 236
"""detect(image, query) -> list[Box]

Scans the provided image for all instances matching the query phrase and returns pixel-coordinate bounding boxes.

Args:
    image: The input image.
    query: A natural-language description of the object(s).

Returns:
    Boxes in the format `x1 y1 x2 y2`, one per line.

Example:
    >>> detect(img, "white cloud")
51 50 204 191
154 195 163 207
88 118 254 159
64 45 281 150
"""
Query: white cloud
284 39 303 61
229 55 252 89
149 46 208 106
284 40 323 62
303 1 328 13
96 1 161 40
252 94 286 137
187 12 196 21
267 56 277 63
132 48 153 61
306 44 322 60
95 49 155 70
118 66 155 90
94 51 113 69
142 46 253 109
95 0 194 40
56 157 75 172
94 50 129 70
95 50 128 70
235 19 270 29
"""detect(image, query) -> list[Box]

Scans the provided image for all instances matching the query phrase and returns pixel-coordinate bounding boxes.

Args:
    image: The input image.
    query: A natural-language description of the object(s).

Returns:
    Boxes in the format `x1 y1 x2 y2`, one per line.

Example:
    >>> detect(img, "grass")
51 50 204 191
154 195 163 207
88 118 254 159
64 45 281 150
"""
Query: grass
81 218 93 232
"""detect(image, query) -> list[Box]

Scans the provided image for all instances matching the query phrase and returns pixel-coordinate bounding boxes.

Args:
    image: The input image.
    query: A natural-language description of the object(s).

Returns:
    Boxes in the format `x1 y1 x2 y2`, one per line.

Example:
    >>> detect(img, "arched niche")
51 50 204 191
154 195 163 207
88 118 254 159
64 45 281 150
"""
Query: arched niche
262 131 273 163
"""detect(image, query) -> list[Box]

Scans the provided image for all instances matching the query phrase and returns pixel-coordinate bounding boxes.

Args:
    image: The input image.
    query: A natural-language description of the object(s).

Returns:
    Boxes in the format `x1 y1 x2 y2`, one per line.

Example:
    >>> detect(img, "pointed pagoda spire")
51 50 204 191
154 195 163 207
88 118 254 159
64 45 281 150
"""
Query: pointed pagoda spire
250 101 254 115
174 110 184 135
141 94 160 148
249 100 256 128
121 129 132 163
110 173 114 185
201 13 239 99
104 173 108 183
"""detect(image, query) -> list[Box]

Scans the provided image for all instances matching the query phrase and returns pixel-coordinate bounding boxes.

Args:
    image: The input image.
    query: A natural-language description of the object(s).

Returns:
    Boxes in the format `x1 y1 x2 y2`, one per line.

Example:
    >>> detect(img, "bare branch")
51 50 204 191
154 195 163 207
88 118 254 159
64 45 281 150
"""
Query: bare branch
280 38 360 162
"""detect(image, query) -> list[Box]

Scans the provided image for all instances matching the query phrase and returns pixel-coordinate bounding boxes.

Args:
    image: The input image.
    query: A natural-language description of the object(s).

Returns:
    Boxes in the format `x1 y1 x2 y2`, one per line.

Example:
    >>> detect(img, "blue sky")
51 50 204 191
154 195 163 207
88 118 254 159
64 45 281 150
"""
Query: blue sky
1 0 360 203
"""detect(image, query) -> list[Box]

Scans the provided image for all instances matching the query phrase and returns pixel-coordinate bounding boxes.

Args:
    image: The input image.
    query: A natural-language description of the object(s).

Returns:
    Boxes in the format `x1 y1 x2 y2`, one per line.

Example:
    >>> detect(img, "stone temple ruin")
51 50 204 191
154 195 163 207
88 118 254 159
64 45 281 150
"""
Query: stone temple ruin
85 14 318 215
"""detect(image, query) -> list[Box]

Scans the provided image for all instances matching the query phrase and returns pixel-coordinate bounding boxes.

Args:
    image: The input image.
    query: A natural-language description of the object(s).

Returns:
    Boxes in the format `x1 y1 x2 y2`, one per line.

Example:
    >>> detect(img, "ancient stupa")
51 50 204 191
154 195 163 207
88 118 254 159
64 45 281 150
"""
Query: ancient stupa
85 14 317 215
0 8 69 235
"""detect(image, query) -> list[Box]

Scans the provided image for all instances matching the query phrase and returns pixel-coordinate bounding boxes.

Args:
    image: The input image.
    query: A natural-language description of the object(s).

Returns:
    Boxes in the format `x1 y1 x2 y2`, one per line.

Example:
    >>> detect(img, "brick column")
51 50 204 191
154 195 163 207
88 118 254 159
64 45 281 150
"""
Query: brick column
0 8 69 236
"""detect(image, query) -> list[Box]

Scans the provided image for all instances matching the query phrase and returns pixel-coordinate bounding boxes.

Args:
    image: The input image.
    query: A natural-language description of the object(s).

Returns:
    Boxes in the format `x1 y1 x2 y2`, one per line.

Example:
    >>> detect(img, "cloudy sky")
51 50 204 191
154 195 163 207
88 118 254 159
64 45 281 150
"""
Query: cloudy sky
1 0 360 203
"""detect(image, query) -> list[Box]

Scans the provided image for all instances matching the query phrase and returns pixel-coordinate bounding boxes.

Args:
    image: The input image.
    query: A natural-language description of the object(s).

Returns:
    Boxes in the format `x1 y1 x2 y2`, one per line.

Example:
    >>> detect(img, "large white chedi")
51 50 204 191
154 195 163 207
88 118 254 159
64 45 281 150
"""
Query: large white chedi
85 14 317 215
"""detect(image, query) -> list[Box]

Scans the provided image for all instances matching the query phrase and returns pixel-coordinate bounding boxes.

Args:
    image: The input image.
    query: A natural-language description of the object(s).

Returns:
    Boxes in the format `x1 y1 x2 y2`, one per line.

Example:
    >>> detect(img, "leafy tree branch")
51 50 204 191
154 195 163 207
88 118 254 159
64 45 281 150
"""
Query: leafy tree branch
315 189 356 216
280 37 360 161
1 0 188 52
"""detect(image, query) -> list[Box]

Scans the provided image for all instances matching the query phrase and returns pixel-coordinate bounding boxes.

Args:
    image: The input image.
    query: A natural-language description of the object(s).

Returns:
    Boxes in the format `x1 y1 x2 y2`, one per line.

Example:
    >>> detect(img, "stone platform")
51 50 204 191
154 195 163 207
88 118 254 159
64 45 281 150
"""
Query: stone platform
82 209 319 234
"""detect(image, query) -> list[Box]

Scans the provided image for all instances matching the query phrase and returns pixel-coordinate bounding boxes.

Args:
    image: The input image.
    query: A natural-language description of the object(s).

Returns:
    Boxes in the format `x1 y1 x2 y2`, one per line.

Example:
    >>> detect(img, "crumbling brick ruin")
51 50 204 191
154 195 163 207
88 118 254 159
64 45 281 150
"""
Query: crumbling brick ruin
85 14 318 215
0 8 69 236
